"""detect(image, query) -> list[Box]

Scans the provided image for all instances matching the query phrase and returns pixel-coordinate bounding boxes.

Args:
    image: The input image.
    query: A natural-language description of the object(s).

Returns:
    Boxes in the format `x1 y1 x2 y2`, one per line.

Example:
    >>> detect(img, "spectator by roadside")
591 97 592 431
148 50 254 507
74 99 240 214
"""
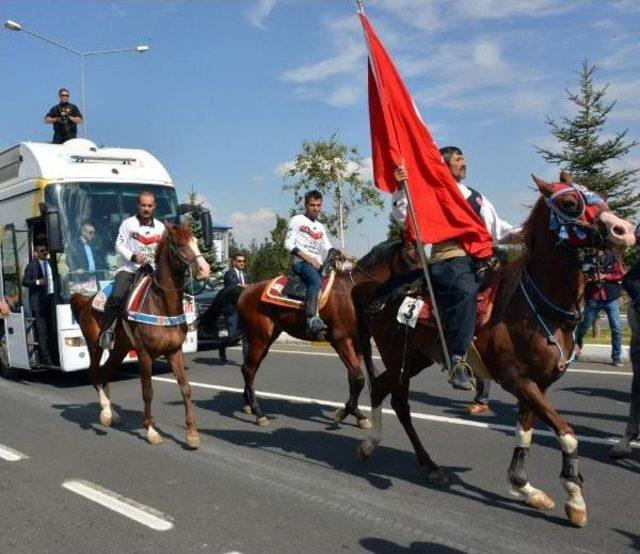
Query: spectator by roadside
218 253 250 364
575 251 624 366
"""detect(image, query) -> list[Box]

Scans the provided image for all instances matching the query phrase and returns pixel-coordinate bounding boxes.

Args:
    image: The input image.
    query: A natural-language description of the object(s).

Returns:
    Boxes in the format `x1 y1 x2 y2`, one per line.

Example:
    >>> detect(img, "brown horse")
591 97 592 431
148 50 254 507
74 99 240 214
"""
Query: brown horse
355 174 636 527
71 223 210 448
201 249 412 428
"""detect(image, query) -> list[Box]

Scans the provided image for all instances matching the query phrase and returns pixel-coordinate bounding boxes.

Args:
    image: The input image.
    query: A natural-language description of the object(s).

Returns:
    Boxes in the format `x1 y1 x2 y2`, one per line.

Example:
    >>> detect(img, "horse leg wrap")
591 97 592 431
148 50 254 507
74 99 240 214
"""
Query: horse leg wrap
560 450 584 487
508 447 530 488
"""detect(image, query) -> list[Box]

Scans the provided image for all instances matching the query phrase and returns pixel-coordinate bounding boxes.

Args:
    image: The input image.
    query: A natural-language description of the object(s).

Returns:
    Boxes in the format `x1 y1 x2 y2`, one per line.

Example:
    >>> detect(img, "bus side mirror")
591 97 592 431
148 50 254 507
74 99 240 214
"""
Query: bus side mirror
200 210 213 248
40 203 64 253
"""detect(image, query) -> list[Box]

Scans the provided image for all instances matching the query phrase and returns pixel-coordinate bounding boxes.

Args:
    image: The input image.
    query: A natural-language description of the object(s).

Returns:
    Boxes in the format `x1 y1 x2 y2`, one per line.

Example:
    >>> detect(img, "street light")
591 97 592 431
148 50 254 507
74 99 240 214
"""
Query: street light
4 19 149 138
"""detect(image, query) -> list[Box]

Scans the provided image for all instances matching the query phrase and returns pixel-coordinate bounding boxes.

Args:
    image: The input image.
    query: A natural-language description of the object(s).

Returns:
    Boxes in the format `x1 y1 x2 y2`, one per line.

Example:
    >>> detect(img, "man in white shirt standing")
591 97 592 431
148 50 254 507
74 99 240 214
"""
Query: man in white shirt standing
388 146 517 392
284 190 334 338
99 192 164 350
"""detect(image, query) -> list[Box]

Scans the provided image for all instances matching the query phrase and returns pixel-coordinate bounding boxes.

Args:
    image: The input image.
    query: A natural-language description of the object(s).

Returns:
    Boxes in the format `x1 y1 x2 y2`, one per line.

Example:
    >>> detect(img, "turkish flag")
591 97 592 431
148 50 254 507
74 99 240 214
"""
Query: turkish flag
360 13 493 259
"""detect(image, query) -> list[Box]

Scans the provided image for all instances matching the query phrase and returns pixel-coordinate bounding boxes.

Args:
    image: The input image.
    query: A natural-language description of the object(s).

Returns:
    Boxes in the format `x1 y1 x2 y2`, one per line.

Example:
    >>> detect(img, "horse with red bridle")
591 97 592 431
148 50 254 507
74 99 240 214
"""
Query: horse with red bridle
354 173 636 527
71 223 210 448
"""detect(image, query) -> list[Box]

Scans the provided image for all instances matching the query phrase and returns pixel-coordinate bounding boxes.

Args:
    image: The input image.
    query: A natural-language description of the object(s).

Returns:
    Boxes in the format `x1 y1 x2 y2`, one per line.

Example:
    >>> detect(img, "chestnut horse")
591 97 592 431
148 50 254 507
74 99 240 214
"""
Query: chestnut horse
355 174 636 527
201 249 410 429
71 223 210 448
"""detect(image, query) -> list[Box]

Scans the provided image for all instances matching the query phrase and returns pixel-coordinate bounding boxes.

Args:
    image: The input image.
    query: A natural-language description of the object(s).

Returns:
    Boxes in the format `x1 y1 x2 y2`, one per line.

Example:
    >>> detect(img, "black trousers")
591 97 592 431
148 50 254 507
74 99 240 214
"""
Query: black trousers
102 271 136 329
33 297 54 363
429 256 479 358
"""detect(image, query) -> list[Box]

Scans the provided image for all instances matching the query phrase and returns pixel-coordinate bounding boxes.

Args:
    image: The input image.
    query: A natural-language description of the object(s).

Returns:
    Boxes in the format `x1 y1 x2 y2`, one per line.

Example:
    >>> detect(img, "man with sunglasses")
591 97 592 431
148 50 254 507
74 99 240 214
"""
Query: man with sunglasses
68 219 106 273
22 243 55 365
44 88 83 144
218 253 250 363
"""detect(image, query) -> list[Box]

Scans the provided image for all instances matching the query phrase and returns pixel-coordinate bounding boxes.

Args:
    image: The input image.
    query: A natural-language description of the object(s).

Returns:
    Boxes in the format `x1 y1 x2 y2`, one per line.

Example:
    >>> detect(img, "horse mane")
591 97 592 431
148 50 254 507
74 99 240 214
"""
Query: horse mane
155 223 193 273
357 239 403 269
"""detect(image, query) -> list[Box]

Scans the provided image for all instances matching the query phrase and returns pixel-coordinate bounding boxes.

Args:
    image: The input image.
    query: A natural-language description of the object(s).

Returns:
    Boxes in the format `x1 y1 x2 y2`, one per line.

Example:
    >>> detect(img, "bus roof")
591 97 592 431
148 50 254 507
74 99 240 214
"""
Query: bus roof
0 139 173 188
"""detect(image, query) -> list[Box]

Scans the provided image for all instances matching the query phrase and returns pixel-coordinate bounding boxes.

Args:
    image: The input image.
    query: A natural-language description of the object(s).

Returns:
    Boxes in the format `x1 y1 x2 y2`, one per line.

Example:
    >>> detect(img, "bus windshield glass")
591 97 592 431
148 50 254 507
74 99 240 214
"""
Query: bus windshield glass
45 182 179 302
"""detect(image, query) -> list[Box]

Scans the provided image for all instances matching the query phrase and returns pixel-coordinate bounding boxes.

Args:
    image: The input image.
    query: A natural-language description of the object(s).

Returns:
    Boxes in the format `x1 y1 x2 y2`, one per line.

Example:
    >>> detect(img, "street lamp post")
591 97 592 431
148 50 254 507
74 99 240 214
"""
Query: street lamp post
4 19 149 138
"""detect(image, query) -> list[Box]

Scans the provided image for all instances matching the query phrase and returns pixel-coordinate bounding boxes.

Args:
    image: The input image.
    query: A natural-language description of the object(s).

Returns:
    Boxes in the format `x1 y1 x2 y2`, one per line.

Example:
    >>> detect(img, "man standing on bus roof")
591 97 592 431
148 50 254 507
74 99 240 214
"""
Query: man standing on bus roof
44 88 83 144
99 192 164 350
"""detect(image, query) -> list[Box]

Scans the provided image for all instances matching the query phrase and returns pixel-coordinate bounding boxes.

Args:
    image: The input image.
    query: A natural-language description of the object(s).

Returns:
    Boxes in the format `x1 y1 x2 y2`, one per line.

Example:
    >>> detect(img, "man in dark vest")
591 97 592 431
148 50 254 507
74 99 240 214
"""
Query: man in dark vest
388 146 517 392
44 88 83 144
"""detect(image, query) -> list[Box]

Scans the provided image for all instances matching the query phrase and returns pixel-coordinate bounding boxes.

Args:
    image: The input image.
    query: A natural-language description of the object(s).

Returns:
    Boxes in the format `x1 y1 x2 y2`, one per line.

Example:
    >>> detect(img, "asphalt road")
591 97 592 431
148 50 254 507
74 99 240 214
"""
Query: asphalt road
1 344 638 554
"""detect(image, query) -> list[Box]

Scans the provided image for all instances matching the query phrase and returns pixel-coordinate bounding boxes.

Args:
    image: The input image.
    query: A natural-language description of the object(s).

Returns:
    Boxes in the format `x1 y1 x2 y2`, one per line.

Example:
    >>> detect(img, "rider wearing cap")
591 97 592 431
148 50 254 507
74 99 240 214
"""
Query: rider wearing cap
99 191 164 349
391 146 517 391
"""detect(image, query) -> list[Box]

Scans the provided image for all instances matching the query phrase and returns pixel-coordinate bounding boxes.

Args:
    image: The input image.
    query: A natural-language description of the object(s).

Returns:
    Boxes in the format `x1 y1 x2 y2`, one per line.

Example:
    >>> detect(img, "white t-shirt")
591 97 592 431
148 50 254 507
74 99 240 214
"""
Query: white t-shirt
115 215 164 273
284 214 333 265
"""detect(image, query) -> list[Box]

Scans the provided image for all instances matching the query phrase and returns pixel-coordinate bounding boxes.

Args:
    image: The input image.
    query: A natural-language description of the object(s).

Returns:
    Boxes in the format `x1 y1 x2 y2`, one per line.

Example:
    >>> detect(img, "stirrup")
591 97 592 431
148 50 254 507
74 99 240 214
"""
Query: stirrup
448 360 476 391
99 329 115 351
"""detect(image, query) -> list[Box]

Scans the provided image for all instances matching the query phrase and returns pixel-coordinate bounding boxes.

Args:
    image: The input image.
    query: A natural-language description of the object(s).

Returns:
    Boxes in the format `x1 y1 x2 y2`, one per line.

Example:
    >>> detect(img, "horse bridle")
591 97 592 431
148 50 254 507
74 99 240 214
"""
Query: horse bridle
152 238 205 292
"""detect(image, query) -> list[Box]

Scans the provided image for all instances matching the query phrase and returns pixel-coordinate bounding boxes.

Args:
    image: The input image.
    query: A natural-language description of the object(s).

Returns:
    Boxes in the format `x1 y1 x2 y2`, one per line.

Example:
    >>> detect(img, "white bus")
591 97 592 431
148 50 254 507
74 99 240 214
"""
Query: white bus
0 138 212 373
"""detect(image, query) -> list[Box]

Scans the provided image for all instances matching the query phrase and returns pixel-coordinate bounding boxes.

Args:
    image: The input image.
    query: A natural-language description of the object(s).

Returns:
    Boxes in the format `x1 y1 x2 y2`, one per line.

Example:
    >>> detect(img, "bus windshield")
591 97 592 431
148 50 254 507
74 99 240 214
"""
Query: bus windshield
45 182 179 302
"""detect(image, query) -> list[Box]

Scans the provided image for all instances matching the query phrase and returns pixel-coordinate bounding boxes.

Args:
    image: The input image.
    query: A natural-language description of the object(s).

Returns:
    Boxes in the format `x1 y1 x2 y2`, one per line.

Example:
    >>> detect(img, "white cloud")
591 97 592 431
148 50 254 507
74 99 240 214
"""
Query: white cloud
247 0 282 30
327 85 362 108
274 160 296 177
228 208 277 245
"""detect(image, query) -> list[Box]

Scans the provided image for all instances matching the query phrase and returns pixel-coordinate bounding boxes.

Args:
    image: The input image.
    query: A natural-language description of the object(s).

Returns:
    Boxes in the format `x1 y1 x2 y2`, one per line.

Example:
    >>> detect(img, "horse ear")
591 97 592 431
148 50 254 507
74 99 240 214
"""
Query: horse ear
531 173 554 197
559 170 574 184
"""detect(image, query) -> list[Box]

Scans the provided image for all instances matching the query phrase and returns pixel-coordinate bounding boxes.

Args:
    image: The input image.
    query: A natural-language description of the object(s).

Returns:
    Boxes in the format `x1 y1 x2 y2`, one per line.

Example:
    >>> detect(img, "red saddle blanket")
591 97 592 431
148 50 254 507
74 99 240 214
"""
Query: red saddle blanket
417 281 500 330
261 271 336 311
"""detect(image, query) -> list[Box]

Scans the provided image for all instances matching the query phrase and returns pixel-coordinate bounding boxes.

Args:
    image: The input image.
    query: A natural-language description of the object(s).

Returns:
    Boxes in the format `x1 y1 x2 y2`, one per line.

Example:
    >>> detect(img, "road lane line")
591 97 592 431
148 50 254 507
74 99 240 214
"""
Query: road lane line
62 479 174 531
153 375 639 450
0 443 28 461
226 347 633 376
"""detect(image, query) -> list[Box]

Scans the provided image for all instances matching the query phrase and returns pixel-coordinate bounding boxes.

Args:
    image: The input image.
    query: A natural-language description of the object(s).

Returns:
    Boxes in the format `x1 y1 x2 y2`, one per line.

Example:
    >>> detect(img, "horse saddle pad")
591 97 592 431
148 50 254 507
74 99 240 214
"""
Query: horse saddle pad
261 271 336 311
91 275 152 313
397 281 500 332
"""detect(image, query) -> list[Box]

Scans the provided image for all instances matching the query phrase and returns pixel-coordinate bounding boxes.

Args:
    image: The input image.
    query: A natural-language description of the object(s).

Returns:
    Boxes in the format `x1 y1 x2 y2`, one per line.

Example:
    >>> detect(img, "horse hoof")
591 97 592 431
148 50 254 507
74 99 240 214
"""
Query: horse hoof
186 434 200 450
256 416 270 427
110 411 121 426
147 428 164 445
357 439 377 461
241 404 252 415
426 467 448 485
357 418 372 430
333 408 346 424
528 491 556 511
565 503 587 527
99 412 113 427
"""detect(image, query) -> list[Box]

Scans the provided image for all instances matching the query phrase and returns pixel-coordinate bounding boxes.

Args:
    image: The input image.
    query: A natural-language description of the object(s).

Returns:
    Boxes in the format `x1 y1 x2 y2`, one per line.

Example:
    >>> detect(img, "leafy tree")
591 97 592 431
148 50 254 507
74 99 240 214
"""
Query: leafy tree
283 134 384 243
386 213 403 241
182 188 225 283
536 61 639 219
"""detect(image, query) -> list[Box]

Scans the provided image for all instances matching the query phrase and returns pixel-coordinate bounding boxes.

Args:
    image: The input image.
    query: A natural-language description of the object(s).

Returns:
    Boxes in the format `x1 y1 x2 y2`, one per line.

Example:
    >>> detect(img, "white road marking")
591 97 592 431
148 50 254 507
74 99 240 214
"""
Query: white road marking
0 443 28 461
152 375 640 450
62 479 174 531
227 346 633 377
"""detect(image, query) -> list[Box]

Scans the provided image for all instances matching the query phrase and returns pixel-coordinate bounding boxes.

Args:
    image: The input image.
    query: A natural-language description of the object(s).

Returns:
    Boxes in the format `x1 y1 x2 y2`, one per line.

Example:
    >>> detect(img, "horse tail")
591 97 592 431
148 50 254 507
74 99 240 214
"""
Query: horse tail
70 293 92 323
199 286 243 331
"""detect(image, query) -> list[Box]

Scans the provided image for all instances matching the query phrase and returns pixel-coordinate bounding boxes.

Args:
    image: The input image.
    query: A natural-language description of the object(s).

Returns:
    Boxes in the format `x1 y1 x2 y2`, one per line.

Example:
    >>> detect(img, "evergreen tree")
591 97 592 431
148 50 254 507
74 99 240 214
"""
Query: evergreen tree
536 61 639 219
182 188 225 283
282 134 384 242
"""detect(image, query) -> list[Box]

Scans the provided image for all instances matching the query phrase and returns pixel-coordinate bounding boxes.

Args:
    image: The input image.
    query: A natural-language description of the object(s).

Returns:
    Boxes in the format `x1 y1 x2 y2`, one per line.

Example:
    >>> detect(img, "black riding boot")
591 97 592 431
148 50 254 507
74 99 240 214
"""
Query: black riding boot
99 305 119 350
306 293 326 337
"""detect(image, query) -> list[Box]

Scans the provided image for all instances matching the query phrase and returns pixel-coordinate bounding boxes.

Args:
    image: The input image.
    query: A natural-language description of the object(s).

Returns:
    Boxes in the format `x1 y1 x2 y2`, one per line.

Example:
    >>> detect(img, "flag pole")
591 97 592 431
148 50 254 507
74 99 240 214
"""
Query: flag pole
400 180 453 375
356 0 365 14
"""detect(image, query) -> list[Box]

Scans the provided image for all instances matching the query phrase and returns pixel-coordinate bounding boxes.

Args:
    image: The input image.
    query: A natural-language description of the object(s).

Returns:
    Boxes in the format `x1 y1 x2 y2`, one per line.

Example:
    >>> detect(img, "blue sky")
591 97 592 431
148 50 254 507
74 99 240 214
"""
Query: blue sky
2 0 639 254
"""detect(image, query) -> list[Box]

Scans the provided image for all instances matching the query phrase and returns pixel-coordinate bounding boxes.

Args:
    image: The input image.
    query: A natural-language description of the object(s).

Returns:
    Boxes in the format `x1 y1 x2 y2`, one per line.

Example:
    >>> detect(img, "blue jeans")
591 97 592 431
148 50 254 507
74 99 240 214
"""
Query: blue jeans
576 298 622 362
293 261 322 319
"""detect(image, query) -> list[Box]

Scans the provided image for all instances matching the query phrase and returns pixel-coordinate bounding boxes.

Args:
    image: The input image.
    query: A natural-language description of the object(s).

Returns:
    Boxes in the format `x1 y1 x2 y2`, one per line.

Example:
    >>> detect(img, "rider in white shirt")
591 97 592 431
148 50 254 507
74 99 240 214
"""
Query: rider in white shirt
284 190 334 337
99 192 164 349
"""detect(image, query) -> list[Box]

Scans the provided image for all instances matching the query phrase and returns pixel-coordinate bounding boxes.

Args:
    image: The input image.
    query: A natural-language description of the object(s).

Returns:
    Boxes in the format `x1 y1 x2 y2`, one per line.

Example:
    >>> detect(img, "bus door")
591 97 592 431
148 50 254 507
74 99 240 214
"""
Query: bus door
0 224 31 370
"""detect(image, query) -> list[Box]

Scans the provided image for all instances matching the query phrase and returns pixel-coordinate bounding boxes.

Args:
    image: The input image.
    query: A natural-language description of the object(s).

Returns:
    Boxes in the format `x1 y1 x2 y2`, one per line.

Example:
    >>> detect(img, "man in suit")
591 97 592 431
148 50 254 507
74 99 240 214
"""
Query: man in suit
68 219 106 273
218 253 250 364
22 244 55 366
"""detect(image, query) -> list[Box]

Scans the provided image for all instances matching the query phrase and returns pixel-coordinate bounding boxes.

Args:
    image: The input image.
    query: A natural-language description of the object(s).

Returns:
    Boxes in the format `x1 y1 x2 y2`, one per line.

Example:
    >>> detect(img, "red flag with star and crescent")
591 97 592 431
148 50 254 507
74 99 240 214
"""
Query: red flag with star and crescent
359 12 493 259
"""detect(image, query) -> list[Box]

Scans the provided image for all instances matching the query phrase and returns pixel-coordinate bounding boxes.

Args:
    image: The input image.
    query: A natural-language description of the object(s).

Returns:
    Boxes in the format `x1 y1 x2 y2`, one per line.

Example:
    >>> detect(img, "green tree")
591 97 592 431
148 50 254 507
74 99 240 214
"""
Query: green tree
536 61 640 219
182 188 225 282
386 213 403 241
283 134 384 244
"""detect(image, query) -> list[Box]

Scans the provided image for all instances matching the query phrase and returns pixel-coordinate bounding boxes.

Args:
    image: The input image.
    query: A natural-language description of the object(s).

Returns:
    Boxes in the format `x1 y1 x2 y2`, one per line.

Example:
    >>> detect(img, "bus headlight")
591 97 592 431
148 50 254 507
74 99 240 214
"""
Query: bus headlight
64 336 86 347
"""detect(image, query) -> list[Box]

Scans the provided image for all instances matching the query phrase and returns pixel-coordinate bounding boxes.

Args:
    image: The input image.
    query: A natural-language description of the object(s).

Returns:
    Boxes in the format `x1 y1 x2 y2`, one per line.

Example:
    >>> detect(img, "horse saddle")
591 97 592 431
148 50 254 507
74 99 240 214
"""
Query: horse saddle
396 281 500 332
91 275 152 314
261 271 336 311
